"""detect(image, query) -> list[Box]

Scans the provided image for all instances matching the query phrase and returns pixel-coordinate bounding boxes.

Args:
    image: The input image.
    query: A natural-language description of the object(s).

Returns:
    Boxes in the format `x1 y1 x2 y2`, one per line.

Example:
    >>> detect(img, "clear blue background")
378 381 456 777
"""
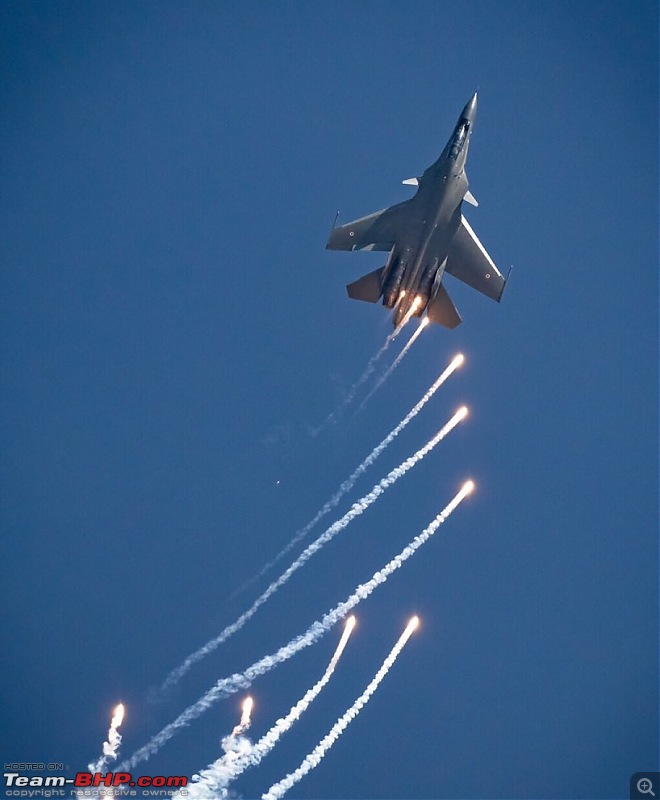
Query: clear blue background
1 2 657 798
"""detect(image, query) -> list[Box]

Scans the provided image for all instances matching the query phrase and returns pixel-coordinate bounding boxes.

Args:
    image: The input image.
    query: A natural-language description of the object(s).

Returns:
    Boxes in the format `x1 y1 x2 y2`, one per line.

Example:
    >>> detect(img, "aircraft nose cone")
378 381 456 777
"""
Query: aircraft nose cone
462 92 478 121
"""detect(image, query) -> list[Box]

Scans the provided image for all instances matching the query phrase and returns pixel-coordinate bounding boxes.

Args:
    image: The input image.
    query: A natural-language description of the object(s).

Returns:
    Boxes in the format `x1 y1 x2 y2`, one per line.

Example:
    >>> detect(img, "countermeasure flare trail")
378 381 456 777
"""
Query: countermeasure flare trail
355 317 430 416
159 405 467 694
177 617 357 800
119 481 473 771
262 617 419 800
230 351 464 601
313 316 411 432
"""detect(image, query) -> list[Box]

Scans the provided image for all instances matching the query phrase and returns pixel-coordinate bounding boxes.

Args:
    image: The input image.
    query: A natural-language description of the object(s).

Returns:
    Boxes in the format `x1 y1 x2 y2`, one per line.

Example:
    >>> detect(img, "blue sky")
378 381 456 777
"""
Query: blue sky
1 2 657 799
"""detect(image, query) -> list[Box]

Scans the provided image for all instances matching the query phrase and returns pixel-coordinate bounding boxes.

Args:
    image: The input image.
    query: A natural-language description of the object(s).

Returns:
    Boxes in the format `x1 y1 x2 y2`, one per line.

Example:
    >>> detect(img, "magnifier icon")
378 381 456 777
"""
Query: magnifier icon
638 778 655 796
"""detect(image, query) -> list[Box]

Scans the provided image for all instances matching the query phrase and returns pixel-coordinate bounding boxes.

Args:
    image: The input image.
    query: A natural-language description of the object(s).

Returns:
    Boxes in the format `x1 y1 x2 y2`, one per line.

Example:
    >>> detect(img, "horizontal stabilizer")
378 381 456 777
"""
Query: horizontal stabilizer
426 284 462 329
346 267 385 303
402 177 419 186
464 189 478 207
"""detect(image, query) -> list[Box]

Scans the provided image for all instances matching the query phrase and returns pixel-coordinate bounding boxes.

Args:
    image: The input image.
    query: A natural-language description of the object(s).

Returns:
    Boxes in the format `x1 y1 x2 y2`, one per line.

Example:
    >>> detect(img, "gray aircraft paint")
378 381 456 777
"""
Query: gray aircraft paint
327 94 508 328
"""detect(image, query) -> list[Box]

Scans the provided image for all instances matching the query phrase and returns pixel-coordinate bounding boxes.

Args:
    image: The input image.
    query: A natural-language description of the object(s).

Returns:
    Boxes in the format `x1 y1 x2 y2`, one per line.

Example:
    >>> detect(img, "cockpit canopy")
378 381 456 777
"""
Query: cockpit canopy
447 121 470 160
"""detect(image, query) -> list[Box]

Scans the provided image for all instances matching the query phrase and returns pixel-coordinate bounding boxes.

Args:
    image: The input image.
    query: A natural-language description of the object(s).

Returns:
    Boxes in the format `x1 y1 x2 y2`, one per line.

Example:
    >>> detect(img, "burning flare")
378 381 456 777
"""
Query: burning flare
89 703 126 773
230 696 254 738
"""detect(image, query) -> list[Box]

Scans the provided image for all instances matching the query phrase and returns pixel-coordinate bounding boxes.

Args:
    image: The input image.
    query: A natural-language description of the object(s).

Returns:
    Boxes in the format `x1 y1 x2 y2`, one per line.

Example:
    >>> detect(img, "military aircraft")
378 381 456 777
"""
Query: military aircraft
326 93 508 328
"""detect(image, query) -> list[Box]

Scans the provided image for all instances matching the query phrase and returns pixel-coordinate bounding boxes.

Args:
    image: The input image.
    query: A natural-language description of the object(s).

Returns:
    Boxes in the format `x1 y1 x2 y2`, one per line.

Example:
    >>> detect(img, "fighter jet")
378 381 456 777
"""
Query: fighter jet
326 93 508 328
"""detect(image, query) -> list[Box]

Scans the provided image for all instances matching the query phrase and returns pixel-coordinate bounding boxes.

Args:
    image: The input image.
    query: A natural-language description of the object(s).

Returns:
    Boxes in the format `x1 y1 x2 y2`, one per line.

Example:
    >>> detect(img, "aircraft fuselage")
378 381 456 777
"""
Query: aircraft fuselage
383 96 476 326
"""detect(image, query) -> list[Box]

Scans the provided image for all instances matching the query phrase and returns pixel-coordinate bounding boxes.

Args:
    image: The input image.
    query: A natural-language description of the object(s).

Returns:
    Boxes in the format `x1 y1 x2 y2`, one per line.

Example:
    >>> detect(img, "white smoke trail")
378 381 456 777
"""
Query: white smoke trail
355 318 430 416
88 703 125 773
184 697 253 799
262 616 419 800
119 481 473 770
187 733 253 800
176 617 356 800
230 351 464 601
341 327 400 405
159 405 467 694
313 318 411 433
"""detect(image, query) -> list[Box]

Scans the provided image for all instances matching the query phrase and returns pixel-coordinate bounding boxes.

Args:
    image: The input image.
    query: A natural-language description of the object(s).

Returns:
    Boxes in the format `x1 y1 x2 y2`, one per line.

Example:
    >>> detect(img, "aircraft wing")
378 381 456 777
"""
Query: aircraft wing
446 215 507 301
326 201 409 252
